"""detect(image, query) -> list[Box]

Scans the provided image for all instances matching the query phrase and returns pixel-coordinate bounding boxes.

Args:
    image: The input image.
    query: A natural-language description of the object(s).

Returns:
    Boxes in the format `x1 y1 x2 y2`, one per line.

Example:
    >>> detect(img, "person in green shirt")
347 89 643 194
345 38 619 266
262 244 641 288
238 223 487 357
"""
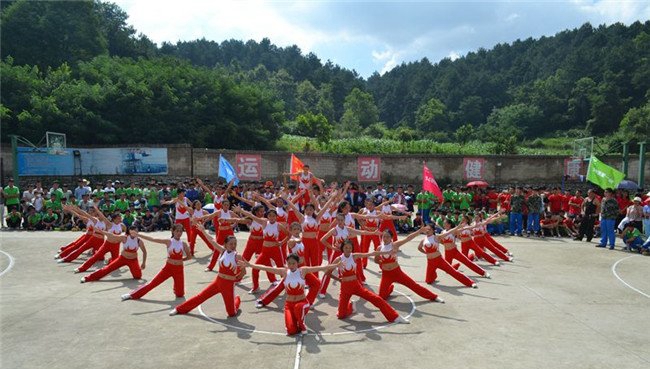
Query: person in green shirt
26 207 42 230
621 222 643 251
143 182 161 210
3 178 20 211
122 209 136 227
42 208 59 230
45 197 63 213
6 208 22 229
458 190 473 211
114 193 130 212
443 187 455 208
416 191 434 224
115 181 127 198
48 181 65 204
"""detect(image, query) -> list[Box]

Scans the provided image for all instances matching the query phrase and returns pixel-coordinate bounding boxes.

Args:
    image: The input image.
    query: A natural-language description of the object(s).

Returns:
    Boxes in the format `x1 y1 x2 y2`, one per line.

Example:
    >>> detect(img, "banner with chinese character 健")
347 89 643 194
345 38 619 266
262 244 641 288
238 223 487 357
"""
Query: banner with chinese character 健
235 154 262 181
564 158 583 179
357 157 381 182
463 158 486 180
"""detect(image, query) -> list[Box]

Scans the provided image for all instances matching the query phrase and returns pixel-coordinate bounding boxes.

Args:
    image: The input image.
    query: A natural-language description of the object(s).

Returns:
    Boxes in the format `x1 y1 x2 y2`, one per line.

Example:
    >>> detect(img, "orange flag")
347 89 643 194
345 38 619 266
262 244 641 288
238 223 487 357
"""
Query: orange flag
422 164 443 202
290 154 304 181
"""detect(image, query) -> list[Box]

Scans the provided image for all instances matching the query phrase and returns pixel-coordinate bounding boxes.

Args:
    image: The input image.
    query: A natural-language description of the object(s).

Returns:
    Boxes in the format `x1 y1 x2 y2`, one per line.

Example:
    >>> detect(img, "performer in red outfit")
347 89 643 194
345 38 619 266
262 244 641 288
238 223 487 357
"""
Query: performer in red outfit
457 215 500 266
239 254 339 336
171 226 245 317
375 228 444 302
472 212 514 261
122 224 192 301
439 219 491 278
234 206 289 294
56 205 93 257
74 208 125 273
201 199 244 271
283 164 324 207
56 206 104 262
318 213 380 297
163 189 193 241
326 239 408 323
187 200 214 255
417 225 477 288
359 198 407 267
81 226 147 283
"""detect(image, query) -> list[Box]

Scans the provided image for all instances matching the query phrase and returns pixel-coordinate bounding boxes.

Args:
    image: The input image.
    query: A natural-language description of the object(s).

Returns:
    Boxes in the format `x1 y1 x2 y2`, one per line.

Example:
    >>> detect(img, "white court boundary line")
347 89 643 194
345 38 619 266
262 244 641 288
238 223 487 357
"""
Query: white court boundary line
611 255 650 298
198 283 417 337
0 250 15 277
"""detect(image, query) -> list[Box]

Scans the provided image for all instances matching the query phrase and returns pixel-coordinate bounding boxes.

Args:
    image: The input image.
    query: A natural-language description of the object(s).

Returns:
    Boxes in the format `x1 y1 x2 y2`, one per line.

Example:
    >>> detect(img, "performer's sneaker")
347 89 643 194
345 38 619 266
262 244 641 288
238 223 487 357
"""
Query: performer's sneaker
73 268 80 273
56 259 66 264
169 309 178 316
351 300 357 313
495 261 500 266
204 268 212 272
434 297 445 303
471 283 478 289
271 281 280 286
248 287 259 294
484 273 491 279
318 293 326 299
121 294 131 301
395 316 410 324
80 277 86 284
255 301 264 309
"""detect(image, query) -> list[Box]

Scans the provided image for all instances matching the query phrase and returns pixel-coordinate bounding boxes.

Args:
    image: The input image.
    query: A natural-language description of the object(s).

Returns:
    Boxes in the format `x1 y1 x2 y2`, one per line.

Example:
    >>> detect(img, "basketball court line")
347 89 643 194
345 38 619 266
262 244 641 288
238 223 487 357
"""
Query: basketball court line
0 250 15 278
611 255 650 298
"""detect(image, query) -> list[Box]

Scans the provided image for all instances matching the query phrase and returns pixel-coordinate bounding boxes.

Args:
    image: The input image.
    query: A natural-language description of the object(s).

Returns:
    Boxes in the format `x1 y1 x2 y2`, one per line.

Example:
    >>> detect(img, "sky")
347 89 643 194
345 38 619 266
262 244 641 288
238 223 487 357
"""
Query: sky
112 0 650 78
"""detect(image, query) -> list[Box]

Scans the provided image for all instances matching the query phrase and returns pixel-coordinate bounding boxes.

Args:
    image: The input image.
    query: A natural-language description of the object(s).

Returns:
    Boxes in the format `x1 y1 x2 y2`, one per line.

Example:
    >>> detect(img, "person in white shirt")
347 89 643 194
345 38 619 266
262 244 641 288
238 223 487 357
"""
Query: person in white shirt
22 185 35 204
103 180 116 195
33 190 44 213
643 198 650 238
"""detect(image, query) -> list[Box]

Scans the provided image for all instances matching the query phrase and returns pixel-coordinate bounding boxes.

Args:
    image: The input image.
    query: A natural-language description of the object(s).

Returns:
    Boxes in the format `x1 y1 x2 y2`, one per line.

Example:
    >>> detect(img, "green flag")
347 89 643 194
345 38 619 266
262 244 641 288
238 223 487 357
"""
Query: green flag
586 155 625 189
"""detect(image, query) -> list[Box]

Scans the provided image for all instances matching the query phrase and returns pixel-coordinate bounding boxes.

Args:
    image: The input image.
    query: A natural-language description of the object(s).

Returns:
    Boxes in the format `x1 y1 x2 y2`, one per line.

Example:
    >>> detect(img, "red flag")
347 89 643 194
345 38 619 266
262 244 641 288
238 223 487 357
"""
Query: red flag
290 154 304 181
422 164 443 201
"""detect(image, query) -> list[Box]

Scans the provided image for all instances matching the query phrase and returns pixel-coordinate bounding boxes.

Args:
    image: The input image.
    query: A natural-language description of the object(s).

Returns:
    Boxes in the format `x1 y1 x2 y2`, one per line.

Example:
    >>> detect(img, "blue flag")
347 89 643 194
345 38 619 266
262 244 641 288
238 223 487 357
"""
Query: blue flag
218 155 239 185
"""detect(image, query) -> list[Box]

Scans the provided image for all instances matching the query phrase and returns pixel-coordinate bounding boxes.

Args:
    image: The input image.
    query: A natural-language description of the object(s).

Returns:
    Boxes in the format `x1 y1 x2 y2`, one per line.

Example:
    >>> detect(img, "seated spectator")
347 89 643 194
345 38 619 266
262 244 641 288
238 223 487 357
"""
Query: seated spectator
412 213 423 228
136 208 155 232
620 223 644 252
42 208 59 231
560 213 579 238
540 213 559 237
153 207 171 230
59 212 74 231
25 206 43 231
6 208 22 229
123 209 135 227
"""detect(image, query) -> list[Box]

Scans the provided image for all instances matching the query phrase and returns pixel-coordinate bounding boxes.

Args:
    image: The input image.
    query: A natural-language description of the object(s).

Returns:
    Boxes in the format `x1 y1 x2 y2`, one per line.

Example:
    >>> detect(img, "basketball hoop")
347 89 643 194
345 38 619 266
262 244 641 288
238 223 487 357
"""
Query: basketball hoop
46 131 68 155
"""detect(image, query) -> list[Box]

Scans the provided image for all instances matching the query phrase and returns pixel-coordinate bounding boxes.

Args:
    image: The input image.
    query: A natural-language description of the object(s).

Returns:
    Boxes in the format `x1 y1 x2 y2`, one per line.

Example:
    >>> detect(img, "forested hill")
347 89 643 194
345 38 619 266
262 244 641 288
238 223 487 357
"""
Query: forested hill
1 0 649 154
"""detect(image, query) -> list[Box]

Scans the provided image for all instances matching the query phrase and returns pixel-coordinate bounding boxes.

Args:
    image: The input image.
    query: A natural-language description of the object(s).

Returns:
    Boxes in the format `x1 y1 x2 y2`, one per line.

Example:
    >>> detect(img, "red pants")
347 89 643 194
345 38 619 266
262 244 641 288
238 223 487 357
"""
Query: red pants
60 234 90 252
302 237 321 268
84 255 142 282
350 237 366 282
285 299 309 335
360 234 380 268
444 247 486 276
338 280 399 321
485 234 509 253
479 235 510 261
241 238 263 262
461 240 498 265
319 250 342 295
378 267 438 300
216 227 234 245
175 218 192 242
251 246 284 290
189 226 214 254
130 263 184 299
379 220 398 242
425 256 474 287
175 276 240 317
60 236 103 261
259 273 320 306
77 240 120 272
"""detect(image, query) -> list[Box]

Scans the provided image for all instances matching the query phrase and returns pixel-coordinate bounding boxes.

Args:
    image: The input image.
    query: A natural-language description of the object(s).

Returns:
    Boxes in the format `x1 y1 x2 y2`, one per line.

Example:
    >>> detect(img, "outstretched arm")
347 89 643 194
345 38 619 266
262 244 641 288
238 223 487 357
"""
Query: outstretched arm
233 205 267 226
300 261 341 277
195 224 225 253
237 259 286 277
136 232 171 246
94 229 127 244
393 227 426 248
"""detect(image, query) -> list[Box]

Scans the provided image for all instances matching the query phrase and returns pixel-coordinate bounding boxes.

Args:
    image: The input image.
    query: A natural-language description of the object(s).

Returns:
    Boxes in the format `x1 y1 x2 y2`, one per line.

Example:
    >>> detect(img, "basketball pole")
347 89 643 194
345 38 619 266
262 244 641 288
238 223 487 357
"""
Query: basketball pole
10 135 18 185
622 142 629 177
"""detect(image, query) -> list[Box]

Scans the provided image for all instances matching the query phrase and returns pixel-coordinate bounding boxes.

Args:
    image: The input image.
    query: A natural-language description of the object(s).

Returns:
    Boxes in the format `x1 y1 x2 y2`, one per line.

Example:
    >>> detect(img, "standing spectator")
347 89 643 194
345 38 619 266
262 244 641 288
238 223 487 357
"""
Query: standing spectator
487 187 499 211
79 194 93 212
4 178 21 212
103 180 116 196
61 184 72 201
405 185 415 213
625 197 644 232
568 190 584 217
526 188 543 237
372 182 387 202
32 190 44 213
392 186 407 207
598 189 619 249
575 189 600 242
74 179 90 199
643 198 650 238
48 181 64 204
547 187 563 214
0 187 4 228
185 180 200 202
509 187 525 236
416 190 434 225
143 181 160 211
22 184 35 208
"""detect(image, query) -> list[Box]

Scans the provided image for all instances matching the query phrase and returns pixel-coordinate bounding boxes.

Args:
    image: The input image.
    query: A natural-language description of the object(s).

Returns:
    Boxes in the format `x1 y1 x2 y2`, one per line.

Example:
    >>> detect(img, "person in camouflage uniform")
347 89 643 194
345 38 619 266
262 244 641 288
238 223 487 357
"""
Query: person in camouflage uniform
509 187 525 236
598 189 619 249
526 187 543 237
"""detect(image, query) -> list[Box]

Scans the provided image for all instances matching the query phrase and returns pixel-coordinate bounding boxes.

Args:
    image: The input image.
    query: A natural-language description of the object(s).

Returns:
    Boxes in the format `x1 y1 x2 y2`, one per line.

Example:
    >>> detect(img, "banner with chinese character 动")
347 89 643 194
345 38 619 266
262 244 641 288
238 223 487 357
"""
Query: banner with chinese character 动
236 154 262 181
357 157 381 182
463 158 486 180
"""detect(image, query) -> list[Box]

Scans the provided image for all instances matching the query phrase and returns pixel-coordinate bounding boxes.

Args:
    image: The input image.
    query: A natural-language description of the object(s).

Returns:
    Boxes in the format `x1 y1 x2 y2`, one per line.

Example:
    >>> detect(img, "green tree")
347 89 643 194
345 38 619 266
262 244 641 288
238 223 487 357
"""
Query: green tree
486 103 541 138
415 98 448 132
619 102 650 141
340 87 379 131
295 112 332 143
296 80 319 115
454 124 475 144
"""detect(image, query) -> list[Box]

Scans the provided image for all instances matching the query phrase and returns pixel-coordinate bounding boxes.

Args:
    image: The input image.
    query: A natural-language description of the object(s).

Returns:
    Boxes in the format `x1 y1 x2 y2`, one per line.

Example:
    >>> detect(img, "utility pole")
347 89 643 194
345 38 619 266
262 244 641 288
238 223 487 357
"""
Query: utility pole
622 142 629 177
639 142 646 189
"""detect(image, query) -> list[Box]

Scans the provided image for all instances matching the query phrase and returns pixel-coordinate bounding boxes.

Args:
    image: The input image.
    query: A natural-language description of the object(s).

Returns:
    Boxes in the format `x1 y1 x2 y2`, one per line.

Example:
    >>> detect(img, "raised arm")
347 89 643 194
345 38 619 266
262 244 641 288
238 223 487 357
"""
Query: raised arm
233 205 267 226
232 191 256 207
136 232 171 246
300 260 341 277
238 259 287 277
194 224 225 253
284 197 304 223
92 204 111 226
393 227 426 248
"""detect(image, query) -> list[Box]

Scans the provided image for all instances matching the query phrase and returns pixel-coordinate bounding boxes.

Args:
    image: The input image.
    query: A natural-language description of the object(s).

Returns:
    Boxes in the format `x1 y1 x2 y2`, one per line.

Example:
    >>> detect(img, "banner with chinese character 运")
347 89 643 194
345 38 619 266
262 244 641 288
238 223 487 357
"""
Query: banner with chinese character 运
357 157 381 182
235 154 262 181
463 158 486 180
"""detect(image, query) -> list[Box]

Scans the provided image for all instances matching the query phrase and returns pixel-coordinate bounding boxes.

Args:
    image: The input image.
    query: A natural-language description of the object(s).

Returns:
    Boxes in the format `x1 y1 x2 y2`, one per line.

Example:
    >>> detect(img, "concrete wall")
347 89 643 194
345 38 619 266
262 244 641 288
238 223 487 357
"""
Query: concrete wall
2 143 648 187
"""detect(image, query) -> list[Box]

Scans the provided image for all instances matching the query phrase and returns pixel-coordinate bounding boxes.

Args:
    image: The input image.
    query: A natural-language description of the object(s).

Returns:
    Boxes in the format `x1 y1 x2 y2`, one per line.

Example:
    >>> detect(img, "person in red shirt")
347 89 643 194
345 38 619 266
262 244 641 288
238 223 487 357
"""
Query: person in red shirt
561 190 571 212
498 188 512 212
568 190 584 217
487 188 498 211
547 188 563 214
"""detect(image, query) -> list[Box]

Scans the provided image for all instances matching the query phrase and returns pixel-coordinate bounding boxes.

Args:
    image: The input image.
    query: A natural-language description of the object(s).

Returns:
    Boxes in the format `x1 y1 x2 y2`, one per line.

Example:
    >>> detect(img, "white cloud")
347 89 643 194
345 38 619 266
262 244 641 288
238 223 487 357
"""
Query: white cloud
448 51 461 61
505 13 520 22
571 0 650 23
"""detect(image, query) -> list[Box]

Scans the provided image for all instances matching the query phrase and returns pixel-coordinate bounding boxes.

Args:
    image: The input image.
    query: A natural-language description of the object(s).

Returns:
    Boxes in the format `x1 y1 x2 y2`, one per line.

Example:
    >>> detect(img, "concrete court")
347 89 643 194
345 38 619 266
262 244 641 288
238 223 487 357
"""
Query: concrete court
1 230 648 369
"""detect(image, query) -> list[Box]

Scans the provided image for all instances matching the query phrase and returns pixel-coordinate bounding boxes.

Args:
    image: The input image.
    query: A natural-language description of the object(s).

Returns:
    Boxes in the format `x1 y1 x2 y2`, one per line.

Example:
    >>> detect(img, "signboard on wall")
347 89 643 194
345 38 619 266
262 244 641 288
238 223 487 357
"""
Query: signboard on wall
357 156 381 182
235 154 262 181
17 147 168 176
564 158 583 179
463 157 486 180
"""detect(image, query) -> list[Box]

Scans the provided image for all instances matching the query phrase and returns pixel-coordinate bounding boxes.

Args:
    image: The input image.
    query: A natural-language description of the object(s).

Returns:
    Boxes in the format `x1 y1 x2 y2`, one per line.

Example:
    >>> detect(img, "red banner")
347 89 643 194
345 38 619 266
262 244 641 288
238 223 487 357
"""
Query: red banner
564 158 583 179
463 157 486 180
235 154 262 181
357 157 381 182
422 165 443 201
290 154 304 181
